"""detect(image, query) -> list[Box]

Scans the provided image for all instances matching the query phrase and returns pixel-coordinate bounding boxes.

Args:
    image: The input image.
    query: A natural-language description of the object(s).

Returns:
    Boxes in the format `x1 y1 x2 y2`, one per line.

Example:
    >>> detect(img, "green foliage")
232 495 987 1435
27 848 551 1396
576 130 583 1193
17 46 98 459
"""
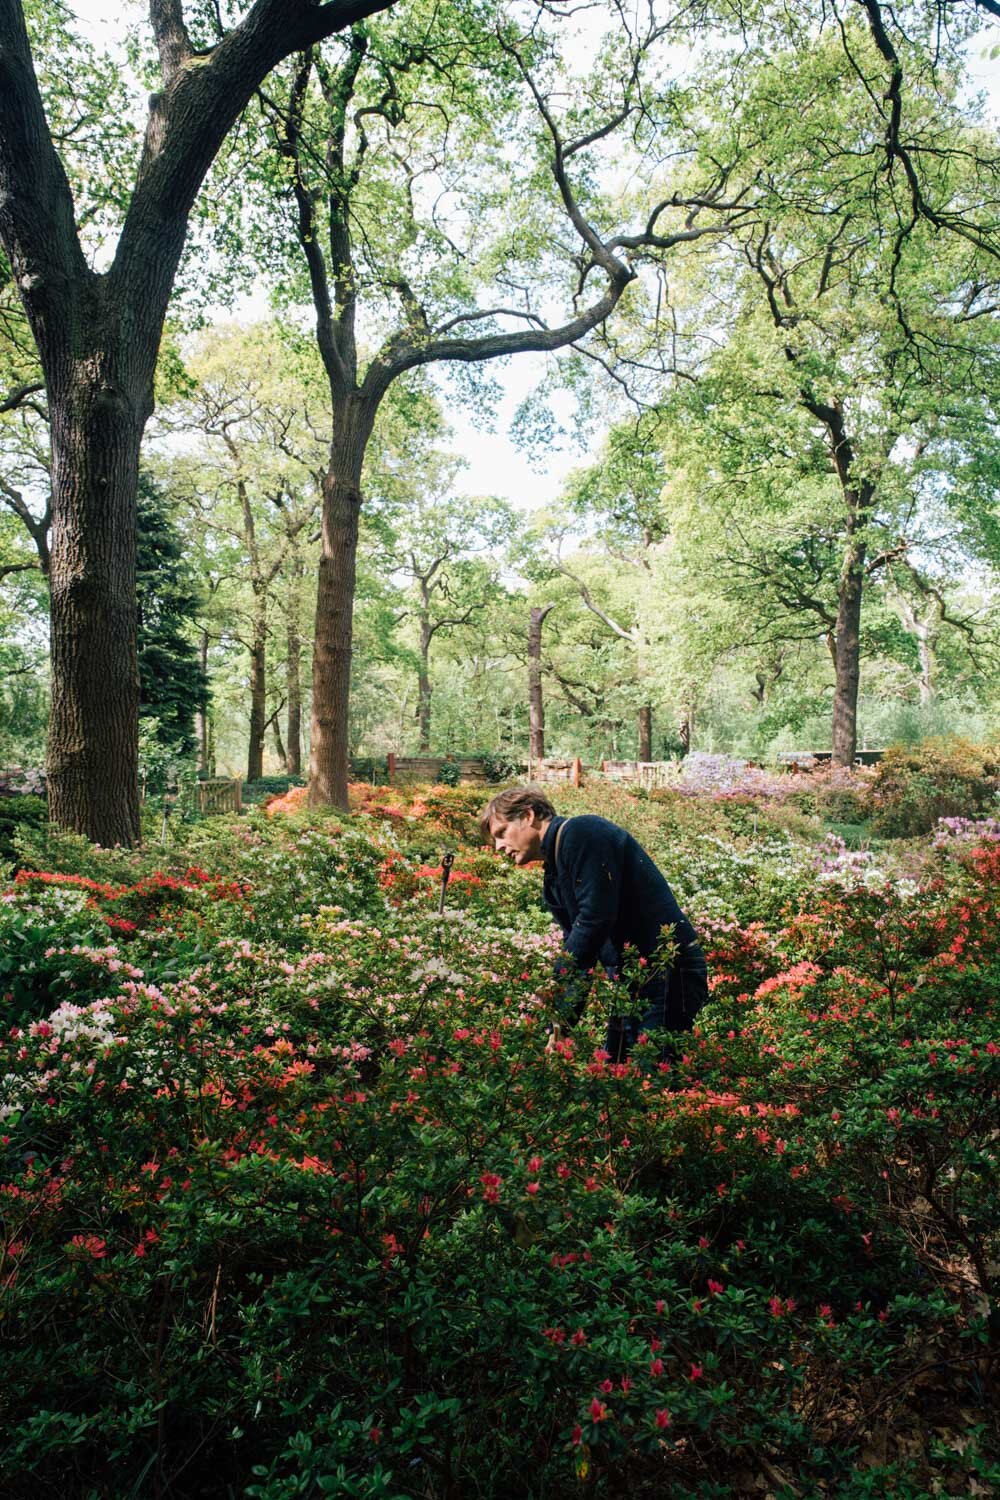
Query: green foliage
480 748 522 783
435 758 462 786
868 738 1000 837
349 756 389 785
0 793 46 867
136 471 207 762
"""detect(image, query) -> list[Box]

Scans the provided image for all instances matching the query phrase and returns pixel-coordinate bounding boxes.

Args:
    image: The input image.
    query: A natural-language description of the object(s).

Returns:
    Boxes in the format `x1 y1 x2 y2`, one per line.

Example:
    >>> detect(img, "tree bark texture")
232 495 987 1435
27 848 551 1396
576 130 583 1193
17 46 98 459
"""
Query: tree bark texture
795 396 874 768
46 349 145 845
286 553 303 776
638 704 653 762
247 594 267 783
831 536 866 766
309 399 373 810
417 617 433 754
528 605 553 761
271 715 287 770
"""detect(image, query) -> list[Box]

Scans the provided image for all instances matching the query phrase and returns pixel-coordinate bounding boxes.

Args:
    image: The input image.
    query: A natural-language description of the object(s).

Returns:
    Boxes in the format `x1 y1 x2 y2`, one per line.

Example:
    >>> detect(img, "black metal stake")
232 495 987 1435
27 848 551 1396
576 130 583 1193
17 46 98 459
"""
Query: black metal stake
438 851 455 914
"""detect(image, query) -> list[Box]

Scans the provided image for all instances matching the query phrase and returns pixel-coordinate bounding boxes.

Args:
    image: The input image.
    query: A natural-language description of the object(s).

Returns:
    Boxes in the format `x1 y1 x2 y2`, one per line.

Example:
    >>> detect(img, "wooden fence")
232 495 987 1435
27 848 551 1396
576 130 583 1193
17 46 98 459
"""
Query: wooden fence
195 778 243 815
600 760 676 789
526 757 583 787
777 750 885 770
387 755 493 784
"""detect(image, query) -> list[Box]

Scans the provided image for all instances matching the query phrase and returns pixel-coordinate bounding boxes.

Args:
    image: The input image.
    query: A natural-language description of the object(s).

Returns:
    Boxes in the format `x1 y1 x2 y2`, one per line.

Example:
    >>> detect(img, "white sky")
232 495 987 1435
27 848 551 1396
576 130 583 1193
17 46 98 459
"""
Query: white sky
65 2 1000 512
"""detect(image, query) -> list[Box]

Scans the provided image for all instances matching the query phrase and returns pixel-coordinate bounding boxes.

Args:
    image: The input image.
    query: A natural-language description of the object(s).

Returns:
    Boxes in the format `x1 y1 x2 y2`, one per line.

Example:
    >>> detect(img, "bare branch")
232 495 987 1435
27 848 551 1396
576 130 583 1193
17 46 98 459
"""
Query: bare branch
556 560 634 640
0 558 38 581
0 379 44 415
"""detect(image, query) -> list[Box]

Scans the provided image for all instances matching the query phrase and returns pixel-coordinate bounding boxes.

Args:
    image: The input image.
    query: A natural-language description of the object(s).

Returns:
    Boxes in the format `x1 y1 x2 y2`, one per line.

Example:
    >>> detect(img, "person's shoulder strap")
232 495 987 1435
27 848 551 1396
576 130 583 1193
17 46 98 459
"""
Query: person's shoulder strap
554 816 569 872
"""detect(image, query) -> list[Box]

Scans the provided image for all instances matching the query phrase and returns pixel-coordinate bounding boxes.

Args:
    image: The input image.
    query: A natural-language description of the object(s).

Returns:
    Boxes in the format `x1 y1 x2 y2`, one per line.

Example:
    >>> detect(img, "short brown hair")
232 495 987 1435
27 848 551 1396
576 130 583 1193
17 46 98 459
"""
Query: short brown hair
479 785 557 845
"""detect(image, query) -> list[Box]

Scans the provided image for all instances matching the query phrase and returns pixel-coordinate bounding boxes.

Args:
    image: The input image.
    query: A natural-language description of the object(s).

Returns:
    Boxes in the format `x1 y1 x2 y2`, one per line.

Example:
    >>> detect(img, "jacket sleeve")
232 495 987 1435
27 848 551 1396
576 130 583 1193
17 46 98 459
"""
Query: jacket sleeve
554 822 622 1025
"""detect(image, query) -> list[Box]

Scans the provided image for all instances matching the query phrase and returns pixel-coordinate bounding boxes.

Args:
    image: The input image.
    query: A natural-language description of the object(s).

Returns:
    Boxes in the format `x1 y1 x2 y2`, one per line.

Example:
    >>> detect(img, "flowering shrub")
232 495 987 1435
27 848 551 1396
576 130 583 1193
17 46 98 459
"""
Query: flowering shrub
0 786 998 1496
867 738 1000 837
263 783 310 816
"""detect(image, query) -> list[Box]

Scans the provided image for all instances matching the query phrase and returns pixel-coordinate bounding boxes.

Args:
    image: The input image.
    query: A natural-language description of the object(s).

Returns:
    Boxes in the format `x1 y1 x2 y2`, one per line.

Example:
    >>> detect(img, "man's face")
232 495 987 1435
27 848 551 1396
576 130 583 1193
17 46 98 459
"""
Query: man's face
489 809 545 866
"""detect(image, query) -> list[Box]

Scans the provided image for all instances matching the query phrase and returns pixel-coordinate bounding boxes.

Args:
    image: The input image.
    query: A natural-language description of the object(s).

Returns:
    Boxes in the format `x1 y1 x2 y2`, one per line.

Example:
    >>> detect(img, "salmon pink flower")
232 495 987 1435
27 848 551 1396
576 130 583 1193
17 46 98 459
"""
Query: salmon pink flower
69 1233 107 1259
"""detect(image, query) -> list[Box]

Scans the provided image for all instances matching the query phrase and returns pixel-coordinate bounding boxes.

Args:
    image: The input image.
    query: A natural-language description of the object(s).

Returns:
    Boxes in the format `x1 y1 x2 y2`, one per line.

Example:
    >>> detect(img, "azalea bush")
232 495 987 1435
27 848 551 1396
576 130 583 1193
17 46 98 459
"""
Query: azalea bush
0 786 997 1497
867 738 1000 838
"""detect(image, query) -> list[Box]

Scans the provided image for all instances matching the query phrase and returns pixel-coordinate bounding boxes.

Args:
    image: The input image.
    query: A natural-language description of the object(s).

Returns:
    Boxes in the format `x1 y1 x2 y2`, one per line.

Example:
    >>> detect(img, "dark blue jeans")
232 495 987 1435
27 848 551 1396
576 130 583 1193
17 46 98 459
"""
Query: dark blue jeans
604 942 709 1063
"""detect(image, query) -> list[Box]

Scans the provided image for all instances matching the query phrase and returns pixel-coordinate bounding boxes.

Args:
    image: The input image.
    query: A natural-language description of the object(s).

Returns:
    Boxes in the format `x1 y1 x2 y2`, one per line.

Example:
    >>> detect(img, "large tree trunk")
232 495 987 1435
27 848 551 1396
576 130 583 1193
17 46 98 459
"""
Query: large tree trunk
528 604 553 760
807 403 871 769
247 594 267 782
46 357 145 845
309 398 373 810
831 536 865 766
286 551 303 775
638 704 653 761
195 628 210 774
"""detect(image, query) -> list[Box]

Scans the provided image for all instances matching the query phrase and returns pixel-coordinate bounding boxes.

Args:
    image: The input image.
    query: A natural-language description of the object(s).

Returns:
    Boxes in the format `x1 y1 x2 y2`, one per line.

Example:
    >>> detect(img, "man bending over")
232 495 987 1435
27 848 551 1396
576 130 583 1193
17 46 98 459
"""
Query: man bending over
481 787 708 1063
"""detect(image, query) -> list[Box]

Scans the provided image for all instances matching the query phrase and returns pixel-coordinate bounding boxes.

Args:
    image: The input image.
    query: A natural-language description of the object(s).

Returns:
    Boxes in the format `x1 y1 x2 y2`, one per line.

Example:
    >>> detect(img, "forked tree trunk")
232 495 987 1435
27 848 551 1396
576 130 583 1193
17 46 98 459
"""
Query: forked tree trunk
0 0 397 845
528 604 553 760
309 399 374 810
286 552 303 776
895 594 934 705
638 704 652 762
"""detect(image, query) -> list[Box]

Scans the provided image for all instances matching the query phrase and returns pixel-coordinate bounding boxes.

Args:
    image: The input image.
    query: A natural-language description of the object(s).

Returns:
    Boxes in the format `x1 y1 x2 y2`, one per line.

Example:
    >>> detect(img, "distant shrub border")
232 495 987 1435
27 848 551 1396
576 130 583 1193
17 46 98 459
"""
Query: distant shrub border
868 737 1000 837
240 774 307 806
